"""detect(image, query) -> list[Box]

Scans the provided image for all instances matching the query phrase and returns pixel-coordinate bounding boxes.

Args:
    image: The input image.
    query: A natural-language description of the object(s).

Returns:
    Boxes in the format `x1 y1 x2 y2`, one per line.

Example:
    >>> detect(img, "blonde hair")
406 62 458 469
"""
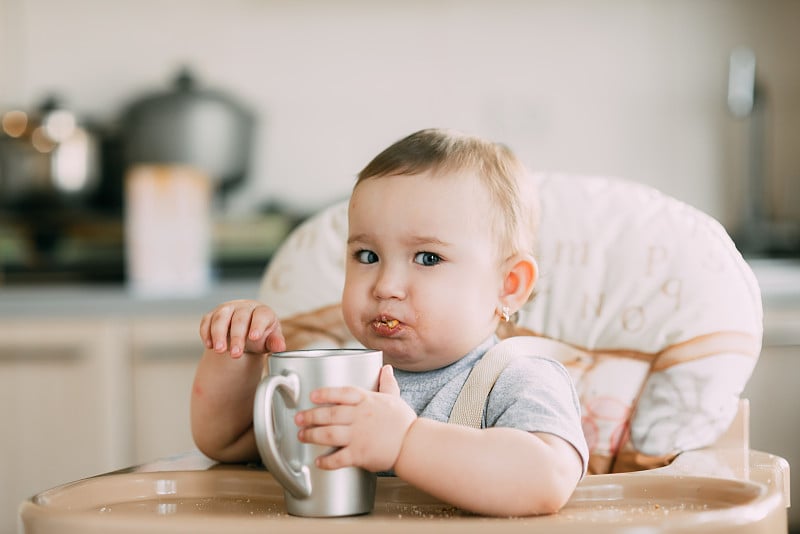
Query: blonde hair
355 128 539 260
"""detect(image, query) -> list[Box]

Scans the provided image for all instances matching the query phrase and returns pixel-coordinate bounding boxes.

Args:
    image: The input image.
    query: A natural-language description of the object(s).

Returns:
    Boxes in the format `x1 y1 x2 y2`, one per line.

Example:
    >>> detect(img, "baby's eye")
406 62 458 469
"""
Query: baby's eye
355 250 379 264
414 252 441 266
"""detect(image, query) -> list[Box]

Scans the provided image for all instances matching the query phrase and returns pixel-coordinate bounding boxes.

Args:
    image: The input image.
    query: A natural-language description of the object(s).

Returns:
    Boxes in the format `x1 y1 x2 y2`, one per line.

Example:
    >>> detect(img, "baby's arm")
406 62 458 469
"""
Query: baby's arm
296 366 583 517
191 300 286 462
394 419 582 516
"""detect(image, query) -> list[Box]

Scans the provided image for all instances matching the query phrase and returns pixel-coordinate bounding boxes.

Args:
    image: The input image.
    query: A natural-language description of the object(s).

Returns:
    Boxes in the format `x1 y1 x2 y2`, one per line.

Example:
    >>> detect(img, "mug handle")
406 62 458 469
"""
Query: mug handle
253 371 312 498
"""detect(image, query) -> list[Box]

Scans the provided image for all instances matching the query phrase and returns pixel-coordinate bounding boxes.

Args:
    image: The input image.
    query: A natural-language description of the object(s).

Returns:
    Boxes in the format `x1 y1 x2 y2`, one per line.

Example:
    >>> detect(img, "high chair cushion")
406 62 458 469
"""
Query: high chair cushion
259 173 762 474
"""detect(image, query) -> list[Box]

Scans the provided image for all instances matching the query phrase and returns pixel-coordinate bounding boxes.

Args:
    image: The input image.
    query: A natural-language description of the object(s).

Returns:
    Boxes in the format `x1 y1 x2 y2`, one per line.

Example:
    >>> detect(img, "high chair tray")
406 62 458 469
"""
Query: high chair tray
19 448 789 534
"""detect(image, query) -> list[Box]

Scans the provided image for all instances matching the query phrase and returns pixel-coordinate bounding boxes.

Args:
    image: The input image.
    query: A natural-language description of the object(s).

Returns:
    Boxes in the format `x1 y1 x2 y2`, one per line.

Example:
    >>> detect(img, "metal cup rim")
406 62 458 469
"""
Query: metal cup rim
269 348 380 359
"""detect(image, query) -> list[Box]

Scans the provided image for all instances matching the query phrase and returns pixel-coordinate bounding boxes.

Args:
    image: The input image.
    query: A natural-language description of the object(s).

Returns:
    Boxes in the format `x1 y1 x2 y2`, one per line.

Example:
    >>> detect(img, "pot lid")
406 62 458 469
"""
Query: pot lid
121 68 255 193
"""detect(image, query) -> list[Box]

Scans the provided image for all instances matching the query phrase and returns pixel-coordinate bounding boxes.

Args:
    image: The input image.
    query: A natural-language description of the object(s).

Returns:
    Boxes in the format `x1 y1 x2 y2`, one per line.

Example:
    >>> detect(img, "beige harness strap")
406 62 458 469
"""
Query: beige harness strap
448 336 585 428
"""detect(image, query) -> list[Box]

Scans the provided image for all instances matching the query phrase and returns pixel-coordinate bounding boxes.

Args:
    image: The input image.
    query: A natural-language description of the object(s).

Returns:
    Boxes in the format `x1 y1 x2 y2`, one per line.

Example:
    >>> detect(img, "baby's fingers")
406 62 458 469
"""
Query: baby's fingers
207 305 235 353
246 306 277 339
247 307 286 353
314 447 354 470
295 404 356 427
297 424 352 449
309 386 365 406
228 306 258 357
199 312 214 348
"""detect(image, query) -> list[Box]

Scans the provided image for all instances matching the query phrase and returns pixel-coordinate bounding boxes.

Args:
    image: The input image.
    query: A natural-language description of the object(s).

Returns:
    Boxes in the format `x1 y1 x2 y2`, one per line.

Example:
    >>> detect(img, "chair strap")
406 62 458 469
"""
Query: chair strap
448 336 585 428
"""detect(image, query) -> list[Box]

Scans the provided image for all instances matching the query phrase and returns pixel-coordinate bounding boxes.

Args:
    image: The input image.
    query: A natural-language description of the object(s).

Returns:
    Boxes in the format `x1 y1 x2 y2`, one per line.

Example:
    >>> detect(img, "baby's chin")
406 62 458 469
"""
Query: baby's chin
362 342 427 372
353 330 456 371
382 349 459 373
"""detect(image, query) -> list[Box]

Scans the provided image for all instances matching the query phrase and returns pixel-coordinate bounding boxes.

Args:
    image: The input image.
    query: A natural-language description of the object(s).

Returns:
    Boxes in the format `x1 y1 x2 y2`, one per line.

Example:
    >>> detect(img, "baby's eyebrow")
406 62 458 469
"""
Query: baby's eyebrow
404 235 452 249
347 233 451 247
347 233 370 245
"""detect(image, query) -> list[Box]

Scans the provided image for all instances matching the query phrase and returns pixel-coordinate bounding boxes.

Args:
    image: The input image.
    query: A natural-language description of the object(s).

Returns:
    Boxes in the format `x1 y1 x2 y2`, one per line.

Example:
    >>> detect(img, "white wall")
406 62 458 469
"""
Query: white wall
1 0 798 229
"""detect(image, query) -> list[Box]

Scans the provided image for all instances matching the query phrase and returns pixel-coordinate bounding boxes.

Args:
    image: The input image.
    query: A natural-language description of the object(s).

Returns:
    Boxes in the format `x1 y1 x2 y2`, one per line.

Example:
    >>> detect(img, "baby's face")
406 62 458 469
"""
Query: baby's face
342 170 505 371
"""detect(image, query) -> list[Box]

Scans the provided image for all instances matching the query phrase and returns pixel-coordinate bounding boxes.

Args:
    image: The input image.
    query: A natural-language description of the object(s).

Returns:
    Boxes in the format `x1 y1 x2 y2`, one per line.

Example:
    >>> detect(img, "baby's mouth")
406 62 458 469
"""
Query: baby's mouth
374 318 400 330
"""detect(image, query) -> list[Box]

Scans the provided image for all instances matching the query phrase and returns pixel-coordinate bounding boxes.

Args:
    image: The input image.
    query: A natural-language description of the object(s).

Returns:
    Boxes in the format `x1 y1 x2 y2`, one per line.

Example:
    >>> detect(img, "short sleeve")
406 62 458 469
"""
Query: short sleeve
486 356 589 475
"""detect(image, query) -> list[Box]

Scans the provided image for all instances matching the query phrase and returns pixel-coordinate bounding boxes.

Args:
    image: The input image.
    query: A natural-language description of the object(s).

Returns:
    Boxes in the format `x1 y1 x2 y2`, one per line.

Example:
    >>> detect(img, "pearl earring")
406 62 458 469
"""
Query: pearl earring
500 305 511 322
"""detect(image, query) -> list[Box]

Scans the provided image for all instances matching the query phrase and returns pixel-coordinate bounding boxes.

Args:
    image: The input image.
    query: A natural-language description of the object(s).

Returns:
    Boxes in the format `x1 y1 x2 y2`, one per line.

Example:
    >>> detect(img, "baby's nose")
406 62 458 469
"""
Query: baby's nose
373 265 407 300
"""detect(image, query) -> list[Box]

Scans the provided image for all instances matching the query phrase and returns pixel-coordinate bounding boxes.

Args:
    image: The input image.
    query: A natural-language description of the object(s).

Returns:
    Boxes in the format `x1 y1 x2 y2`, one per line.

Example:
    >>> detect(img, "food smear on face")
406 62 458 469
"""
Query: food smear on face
373 318 401 336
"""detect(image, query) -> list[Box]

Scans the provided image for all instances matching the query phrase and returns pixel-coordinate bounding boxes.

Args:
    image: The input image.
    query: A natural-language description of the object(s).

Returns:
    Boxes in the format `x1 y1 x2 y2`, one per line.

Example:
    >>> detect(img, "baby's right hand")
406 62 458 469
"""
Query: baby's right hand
199 299 287 358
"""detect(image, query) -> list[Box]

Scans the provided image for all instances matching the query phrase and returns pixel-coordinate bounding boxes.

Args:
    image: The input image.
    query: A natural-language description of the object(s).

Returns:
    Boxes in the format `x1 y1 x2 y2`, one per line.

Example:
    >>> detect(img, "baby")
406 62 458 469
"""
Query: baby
192 128 588 516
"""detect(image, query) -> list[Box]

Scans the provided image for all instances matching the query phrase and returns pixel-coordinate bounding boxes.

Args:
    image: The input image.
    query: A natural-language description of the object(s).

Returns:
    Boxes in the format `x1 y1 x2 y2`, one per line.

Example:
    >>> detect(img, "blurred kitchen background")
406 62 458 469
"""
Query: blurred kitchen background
2 0 800 285
1 0 799 532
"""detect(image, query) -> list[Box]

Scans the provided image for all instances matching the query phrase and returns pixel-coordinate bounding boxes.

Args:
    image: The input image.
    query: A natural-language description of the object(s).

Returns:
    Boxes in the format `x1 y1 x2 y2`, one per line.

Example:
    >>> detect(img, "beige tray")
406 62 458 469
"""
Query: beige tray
19 449 789 534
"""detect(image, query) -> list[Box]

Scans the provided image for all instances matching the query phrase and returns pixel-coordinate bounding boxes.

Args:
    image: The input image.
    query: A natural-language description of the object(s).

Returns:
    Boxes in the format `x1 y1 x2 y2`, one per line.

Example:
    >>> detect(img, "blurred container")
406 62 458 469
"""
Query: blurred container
121 69 255 204
124 165 211 298
0 97 102 210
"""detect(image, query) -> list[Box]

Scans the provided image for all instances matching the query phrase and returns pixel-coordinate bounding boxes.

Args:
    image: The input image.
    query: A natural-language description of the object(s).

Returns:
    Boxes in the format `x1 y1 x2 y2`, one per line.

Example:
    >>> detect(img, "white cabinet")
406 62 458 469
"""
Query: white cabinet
0 280 260 533
0 315 206 534
129 317 202 464
742 306 800 530
0 319 128 533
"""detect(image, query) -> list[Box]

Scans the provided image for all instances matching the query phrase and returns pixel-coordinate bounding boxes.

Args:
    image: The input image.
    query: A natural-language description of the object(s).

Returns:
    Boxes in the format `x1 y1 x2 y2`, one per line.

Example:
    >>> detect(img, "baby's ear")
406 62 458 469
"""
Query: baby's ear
500 254 538 313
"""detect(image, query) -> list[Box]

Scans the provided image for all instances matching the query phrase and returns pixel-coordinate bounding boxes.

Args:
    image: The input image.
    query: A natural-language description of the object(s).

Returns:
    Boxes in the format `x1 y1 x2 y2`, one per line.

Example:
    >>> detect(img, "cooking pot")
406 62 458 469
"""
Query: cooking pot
121 69 255 199
0 96 102 210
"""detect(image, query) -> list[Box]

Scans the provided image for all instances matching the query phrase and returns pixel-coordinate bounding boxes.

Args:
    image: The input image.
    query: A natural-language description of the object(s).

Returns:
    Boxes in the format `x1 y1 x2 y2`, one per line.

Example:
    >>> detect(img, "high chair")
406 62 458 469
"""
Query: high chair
19 173 790 533
257 172 791 528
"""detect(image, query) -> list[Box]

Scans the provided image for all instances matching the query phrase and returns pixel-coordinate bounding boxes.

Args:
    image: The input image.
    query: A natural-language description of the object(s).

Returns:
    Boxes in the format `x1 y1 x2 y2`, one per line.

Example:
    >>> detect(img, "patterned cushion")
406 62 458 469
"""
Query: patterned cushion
259 173 762 474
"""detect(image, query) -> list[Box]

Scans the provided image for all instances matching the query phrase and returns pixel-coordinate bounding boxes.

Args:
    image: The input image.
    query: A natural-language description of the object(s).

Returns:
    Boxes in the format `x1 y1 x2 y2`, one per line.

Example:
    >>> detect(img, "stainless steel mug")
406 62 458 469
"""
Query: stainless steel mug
253 348 382 517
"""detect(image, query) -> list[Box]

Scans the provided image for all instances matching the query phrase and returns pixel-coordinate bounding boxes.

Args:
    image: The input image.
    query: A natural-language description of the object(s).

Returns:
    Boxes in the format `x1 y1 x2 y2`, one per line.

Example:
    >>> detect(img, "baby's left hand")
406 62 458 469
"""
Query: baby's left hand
295 365 416 473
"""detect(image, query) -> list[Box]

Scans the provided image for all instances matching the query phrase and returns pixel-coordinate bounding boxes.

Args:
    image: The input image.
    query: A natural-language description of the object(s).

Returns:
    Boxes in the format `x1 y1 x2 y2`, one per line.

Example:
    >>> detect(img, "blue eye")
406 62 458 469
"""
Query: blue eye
414 252 441 266
356 250 379 264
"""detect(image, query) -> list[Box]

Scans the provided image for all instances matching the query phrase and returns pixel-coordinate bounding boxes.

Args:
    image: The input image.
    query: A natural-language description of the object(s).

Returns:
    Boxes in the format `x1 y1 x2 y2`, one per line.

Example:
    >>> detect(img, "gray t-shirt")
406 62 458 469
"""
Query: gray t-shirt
393 335 589 475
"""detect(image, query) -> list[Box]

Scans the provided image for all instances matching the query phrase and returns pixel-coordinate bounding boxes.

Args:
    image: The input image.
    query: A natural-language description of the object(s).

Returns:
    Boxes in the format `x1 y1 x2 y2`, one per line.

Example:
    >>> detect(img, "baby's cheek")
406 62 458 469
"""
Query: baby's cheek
341 298 362 336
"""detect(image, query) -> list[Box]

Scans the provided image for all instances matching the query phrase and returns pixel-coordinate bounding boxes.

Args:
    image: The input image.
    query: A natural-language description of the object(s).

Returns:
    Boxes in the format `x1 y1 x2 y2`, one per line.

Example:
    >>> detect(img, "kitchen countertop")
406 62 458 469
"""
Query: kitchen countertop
746 257 800 302
0 278 263 318
745 257 800 346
